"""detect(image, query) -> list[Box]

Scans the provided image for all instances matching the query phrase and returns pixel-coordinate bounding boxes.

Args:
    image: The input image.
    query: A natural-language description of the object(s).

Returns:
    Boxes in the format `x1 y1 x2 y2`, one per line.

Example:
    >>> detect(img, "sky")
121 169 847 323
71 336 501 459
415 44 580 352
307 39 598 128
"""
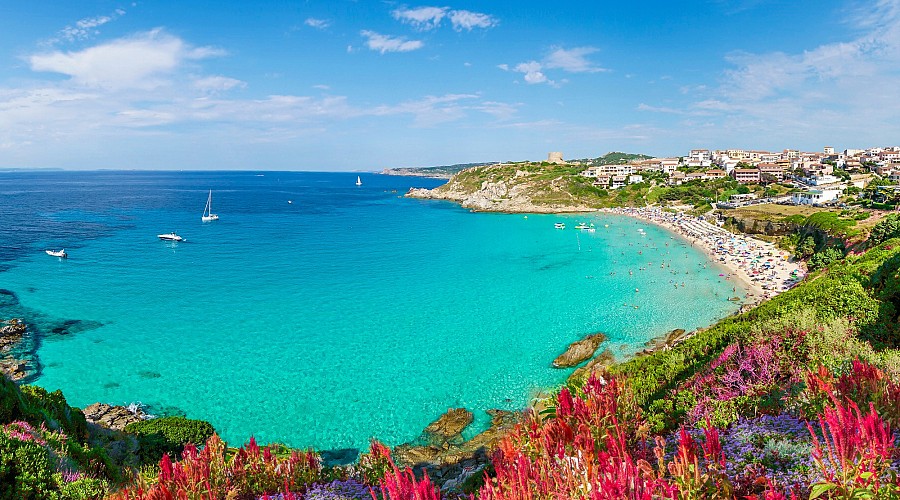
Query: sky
1 0 899 170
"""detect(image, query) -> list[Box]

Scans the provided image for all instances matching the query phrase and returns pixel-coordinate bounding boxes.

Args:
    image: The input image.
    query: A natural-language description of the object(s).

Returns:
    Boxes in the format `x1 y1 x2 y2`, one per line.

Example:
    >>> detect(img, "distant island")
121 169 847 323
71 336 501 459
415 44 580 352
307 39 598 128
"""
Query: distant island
381 162 498 179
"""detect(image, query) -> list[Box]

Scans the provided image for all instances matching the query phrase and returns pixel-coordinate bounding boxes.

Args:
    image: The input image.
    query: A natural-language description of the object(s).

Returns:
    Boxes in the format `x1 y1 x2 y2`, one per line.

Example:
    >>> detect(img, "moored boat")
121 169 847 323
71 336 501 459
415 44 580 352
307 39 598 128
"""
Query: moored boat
158 232 184 242
554 222 566 229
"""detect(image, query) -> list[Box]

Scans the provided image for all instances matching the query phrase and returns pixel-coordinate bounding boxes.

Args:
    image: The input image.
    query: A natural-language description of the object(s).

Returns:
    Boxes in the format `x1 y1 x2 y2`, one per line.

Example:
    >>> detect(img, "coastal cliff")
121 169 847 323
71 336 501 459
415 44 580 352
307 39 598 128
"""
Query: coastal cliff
406 163 601 213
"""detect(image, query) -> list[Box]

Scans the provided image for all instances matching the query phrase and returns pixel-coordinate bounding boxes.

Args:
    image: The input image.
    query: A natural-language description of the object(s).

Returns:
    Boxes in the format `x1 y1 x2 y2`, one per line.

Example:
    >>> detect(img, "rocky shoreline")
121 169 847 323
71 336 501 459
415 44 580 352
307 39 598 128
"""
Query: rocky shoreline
0 318 30 381
406 183 595 213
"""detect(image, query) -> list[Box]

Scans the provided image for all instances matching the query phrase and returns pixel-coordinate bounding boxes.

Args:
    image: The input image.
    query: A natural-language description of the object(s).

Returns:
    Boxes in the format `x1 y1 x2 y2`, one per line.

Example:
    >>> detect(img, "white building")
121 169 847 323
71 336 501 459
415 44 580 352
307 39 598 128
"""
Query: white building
791 188 842 205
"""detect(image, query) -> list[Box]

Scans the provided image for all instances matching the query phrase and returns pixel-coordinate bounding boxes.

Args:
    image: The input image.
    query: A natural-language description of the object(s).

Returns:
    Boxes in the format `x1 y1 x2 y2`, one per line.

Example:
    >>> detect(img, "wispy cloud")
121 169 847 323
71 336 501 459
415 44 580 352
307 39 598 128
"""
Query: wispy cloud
448 10 497 31
392 6 448 30
544 46 607 73
193 75 247 93
304 18 330 30
47 9 126 45
501 46 603 86
637 0 900 148
391 6 497 31
360 30 424 54
29 29 225 90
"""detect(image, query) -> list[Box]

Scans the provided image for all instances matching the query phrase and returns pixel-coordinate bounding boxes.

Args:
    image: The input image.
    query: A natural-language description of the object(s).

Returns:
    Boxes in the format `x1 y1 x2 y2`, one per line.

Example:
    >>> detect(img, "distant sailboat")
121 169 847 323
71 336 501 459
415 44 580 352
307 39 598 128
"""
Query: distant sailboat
202 190 219 222
356 176 362 186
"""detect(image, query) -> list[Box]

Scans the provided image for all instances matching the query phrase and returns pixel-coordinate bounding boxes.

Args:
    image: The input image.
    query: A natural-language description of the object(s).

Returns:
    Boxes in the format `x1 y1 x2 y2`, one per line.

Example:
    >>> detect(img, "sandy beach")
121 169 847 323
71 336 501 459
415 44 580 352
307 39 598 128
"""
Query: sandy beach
602 207 805 306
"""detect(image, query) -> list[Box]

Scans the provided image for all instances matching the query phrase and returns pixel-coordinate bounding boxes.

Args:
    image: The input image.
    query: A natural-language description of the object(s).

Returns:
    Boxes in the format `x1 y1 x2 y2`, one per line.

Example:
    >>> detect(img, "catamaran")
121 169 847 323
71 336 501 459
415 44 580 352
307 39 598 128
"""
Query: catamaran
202 190 219 221
356 176 362 186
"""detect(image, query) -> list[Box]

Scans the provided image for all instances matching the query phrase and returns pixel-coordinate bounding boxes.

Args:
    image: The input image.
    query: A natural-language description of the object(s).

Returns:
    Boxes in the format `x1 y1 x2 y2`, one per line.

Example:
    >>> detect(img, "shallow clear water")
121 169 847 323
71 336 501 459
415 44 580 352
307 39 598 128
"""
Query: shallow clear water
0 171 744 453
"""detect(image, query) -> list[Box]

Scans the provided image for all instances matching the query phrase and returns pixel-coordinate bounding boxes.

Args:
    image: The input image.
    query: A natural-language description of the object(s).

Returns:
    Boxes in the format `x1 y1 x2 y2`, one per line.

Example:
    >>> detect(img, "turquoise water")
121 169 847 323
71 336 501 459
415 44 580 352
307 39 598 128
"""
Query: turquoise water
0 171 744 453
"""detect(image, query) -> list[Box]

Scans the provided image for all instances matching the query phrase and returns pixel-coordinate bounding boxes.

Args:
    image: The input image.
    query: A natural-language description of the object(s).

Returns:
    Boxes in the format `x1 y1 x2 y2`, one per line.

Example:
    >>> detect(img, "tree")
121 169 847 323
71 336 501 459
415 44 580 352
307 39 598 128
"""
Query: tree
796 235 817 258
808 247 844 271
870 213 900 246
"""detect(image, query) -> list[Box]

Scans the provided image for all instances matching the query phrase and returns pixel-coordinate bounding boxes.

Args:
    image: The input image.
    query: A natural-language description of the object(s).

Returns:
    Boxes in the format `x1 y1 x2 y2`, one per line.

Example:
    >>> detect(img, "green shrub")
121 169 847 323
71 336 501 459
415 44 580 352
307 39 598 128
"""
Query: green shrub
808 247 845 271
124 416 215 462
869 213 900 246
55 476 107 499
0 431 56 499
19 385 88 443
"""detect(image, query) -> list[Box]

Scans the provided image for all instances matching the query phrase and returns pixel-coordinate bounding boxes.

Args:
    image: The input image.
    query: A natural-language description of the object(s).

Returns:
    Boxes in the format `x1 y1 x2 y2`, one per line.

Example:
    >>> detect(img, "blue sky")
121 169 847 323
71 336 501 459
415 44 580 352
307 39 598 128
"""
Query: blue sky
1 0 899 170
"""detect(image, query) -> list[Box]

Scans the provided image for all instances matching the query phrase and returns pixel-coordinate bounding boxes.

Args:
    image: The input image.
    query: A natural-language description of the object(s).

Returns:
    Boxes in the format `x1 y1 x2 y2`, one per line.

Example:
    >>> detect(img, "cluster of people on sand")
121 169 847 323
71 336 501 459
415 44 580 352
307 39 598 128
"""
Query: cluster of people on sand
603 207 805 301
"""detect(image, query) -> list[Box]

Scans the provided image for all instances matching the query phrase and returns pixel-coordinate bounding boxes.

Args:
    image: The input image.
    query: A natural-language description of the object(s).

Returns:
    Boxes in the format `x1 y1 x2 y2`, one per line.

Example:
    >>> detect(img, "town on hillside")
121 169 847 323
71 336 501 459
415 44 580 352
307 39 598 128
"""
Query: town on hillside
544 146 900 208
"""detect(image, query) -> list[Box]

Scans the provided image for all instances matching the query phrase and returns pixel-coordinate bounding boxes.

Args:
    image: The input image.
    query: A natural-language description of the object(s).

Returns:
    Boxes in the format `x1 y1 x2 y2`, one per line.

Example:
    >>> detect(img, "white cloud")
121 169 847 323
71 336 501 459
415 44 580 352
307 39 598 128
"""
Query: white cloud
360 30 424 54
304 18 330 30
636 0 900 149
448 10 497 31
193 76 246 93
390 6 496 31
544 46 606 73
28 29 225 90
51 9 125 44
392 7 448 30
514 61 550 85
502 46 605 86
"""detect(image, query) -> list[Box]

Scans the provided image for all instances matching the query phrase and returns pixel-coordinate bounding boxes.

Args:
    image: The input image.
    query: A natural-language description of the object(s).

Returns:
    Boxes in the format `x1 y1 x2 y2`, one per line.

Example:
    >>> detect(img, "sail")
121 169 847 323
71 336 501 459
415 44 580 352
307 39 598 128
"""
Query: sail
202 190 219 221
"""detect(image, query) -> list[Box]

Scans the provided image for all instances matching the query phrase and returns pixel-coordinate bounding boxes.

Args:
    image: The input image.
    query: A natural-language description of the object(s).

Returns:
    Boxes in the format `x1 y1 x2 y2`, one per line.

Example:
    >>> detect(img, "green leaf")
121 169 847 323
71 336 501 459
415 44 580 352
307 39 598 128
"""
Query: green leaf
809 482 836 500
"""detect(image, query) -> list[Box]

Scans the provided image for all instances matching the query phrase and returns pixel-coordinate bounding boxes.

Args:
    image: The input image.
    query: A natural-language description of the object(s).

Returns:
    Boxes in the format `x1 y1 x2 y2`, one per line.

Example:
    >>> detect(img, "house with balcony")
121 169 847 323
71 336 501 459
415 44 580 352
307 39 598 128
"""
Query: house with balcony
731 168 761 184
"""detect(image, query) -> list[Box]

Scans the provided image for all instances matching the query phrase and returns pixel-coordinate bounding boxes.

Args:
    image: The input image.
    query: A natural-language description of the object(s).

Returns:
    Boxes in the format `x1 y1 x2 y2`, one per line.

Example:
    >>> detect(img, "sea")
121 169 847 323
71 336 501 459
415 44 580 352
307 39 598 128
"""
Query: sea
0 170 744 455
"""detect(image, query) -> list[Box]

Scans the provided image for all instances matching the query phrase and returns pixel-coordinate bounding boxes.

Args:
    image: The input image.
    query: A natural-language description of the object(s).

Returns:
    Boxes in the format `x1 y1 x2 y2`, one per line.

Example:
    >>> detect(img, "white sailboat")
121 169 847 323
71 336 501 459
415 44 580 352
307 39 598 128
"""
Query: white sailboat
356 176 362 186
201 190 219 222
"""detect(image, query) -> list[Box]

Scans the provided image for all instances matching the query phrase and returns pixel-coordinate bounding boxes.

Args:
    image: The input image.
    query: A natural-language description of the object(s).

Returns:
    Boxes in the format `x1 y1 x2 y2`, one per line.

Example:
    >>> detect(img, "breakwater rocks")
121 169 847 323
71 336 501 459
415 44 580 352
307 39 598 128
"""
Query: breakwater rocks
0 318 29 381
83 403 150 431
552 332 607 368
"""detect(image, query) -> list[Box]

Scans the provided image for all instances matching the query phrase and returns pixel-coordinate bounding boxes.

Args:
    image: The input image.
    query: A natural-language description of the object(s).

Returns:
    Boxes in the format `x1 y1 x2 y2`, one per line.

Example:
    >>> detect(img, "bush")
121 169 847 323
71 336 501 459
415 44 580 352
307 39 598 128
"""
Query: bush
124 416 214 462
808 247 844 271
19 385 88 442
0 429 56 499
869 213 900 246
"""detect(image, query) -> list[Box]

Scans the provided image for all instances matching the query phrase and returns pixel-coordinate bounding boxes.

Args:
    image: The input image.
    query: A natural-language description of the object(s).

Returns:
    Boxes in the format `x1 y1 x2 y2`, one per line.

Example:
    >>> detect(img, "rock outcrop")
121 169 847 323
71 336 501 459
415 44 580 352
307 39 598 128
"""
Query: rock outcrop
0 318 29 381
82 403 149 431
393 407 522 493
406 165 597 213
552 333 607 368
569 349 616 382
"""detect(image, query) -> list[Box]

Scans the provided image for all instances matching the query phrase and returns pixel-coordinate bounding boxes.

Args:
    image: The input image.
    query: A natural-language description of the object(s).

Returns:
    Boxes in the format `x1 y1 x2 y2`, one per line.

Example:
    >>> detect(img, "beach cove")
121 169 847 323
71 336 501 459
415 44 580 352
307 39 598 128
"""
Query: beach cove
1 170 747 452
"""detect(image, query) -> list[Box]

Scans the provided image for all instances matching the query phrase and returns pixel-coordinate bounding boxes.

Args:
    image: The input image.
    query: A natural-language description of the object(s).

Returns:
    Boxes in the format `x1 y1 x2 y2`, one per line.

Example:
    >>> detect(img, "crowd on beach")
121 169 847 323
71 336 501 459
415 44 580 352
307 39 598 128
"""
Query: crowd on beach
603 207 805 303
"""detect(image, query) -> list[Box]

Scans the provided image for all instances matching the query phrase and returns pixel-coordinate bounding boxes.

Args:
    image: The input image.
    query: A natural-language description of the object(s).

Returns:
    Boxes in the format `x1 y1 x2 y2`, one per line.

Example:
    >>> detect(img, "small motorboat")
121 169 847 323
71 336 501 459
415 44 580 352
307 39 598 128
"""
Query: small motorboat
45 249 67 258
575 223 588 230
554 222 566 229
158 232 184 242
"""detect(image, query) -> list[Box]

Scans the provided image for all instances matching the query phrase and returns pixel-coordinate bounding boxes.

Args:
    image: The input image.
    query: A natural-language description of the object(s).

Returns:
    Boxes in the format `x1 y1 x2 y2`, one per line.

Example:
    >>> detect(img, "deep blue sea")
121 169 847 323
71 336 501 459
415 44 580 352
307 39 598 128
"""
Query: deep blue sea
0 170 744 454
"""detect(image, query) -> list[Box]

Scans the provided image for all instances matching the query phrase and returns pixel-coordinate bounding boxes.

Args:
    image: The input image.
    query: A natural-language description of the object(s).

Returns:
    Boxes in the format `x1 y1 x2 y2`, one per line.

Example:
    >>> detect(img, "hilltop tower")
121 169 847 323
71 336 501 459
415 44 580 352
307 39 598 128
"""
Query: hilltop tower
547 152 565 164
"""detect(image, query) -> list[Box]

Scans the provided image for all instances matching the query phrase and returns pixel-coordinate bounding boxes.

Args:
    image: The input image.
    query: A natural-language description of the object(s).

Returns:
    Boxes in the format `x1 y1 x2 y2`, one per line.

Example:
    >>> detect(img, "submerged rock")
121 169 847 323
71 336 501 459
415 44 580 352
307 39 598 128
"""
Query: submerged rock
552 332 607 368
423 408 473 445
0 318 26 350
